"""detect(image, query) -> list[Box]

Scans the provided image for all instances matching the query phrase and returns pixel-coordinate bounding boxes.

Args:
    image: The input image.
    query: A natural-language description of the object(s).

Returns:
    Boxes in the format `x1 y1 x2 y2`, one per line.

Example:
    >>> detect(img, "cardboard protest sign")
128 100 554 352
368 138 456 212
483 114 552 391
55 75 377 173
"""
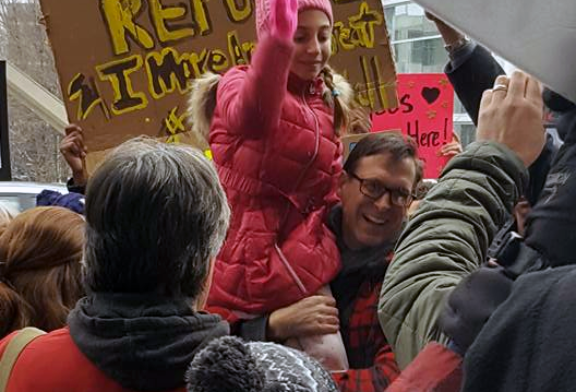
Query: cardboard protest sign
371 74 454 179
412 0 576 104
38 0 397 164
330 1 398 112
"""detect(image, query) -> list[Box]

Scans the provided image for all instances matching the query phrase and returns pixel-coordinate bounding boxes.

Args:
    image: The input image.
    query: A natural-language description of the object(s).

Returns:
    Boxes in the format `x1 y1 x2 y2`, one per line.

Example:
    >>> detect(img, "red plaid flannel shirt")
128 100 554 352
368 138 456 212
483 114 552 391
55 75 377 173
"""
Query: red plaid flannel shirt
386 343 463 392
332 278 401 391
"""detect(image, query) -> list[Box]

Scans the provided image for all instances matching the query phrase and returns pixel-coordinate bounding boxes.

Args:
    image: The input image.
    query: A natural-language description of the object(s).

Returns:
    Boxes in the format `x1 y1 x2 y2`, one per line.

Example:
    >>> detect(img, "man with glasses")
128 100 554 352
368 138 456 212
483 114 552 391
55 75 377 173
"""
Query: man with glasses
331 132 422 391
236 132 422 392
338 133 421 251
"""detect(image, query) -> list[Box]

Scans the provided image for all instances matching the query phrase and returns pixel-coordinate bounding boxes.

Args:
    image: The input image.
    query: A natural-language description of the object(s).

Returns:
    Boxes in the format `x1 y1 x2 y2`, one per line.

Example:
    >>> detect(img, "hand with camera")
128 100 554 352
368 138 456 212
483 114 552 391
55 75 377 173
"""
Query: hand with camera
477 72 546 167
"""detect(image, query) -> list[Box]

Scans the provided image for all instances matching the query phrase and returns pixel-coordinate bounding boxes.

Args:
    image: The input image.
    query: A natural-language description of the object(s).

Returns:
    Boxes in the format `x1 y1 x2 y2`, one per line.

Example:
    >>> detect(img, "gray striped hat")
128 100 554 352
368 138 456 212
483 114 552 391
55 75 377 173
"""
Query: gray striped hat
186 336 338 392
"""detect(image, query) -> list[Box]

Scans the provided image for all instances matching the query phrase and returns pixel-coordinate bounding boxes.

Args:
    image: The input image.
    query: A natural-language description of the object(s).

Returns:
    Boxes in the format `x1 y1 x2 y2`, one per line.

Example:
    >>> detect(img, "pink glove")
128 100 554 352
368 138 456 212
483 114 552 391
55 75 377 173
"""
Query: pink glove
269 0 298 41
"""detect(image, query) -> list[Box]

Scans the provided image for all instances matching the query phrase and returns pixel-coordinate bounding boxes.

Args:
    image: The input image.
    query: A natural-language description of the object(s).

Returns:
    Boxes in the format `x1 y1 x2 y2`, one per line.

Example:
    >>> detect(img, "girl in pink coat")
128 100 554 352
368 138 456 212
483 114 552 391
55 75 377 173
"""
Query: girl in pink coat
190 0 354 370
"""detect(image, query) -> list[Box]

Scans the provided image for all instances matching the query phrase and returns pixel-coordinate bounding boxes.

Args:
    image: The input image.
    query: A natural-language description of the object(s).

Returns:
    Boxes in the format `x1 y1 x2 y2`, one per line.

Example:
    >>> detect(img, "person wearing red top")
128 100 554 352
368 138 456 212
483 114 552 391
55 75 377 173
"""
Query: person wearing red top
188 0 355 370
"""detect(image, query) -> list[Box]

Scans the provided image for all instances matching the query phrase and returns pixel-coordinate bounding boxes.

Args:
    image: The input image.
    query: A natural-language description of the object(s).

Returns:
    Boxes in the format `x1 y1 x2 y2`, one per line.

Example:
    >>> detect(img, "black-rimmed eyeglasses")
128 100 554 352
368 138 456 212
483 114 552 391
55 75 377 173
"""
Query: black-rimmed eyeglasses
349 172 414 207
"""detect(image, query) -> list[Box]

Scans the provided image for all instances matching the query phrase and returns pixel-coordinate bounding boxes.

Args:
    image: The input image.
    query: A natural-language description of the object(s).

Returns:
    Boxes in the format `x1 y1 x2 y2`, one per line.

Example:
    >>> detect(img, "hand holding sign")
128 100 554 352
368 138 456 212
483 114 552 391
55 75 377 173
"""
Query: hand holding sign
424 11 466 49
438 131 463 158
477 72 545 167
270 0 298 41
60 124 88 186
438 138 463 157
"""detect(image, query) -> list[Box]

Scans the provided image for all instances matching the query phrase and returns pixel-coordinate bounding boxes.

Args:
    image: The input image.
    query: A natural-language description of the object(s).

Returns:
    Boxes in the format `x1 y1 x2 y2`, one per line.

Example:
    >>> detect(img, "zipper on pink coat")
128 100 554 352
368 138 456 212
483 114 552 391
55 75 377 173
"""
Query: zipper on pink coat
274 86 323 296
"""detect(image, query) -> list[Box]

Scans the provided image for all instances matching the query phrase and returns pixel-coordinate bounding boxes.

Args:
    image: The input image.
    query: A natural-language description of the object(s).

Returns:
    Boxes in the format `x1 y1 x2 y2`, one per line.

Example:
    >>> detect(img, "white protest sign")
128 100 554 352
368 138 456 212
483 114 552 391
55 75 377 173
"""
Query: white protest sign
413 0 576 103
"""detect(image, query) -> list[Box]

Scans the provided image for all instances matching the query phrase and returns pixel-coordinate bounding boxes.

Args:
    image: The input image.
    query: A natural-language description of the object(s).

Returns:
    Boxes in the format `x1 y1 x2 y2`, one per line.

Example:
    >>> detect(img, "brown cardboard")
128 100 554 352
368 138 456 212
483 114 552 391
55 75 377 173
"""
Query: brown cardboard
39 0 397 161
84 130 209 173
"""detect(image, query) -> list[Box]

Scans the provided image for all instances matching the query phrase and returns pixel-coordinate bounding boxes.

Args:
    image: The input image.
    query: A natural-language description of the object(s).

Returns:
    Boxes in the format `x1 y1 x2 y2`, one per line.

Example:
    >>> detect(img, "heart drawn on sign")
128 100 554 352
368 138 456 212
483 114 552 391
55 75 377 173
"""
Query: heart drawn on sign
422 87 441 105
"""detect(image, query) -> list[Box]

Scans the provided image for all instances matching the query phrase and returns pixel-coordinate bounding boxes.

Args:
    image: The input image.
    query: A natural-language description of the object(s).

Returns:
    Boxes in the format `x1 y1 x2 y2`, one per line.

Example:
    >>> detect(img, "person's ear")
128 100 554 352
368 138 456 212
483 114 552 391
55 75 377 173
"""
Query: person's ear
195 258 216 311
337 171 349 198
513 199 532 236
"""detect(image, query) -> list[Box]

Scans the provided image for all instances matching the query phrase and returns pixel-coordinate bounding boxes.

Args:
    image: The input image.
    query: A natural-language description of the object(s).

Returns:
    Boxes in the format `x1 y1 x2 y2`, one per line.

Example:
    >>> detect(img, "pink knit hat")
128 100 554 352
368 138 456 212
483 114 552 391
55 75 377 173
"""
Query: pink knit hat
255 0 334 39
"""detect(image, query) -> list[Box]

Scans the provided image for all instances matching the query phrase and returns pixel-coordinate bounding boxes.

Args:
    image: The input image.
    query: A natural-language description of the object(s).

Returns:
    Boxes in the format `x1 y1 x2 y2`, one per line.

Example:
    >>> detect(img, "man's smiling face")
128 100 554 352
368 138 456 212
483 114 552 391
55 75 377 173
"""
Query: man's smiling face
339 153 417 250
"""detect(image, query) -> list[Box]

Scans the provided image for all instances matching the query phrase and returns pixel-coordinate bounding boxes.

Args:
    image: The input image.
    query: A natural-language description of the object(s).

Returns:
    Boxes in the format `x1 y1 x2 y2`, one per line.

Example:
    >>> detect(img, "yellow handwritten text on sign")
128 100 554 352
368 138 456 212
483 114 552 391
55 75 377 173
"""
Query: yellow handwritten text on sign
39 0 396 153
99 0 212 56
68 31 255 124
164 106 187 143
332 2 383 53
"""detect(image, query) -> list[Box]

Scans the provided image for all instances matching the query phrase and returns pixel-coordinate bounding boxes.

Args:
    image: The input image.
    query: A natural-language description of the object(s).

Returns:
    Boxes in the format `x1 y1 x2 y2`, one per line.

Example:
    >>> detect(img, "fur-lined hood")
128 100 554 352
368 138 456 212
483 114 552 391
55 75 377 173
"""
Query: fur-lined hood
187 72 221 142
187 71 355 142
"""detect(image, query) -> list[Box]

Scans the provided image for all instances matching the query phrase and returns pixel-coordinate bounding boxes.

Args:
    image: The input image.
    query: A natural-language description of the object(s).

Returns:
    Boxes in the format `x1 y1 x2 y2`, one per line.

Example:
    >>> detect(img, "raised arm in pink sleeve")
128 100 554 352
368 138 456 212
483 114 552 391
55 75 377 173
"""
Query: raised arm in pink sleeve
216 36 295 137
216 0 298 137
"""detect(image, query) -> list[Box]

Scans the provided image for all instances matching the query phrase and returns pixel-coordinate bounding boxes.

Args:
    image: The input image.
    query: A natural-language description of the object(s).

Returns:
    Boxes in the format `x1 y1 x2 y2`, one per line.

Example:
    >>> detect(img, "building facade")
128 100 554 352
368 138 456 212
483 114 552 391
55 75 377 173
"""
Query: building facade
382 0 515 147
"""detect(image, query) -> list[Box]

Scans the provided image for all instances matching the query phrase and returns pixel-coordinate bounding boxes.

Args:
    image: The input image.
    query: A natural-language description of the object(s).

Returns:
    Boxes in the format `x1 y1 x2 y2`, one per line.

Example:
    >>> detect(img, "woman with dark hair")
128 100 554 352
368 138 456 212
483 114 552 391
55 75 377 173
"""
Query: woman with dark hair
0 206 84 338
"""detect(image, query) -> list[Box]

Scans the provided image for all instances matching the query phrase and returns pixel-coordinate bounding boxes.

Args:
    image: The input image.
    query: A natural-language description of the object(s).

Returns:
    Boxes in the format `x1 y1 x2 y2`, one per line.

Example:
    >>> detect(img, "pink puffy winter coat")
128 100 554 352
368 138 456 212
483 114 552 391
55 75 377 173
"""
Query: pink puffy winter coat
189 35 353 320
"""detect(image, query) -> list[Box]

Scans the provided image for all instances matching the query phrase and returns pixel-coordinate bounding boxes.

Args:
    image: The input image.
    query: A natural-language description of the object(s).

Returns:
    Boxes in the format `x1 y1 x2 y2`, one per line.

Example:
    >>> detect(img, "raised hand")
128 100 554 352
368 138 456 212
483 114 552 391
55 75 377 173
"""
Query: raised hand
60 124 87 186
439 139 463 157
269 0 298 41
477 72 546 167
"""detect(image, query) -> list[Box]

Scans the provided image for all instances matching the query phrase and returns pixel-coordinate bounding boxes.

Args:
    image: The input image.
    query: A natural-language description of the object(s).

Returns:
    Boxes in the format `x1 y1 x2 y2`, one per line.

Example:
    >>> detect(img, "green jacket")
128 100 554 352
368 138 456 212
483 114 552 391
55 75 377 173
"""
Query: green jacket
378 142 528 369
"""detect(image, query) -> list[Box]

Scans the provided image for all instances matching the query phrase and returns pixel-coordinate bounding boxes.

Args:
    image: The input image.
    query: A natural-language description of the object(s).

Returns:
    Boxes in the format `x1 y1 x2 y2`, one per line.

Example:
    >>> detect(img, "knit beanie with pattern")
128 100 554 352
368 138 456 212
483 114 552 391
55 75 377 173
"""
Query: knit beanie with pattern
186 336 339 392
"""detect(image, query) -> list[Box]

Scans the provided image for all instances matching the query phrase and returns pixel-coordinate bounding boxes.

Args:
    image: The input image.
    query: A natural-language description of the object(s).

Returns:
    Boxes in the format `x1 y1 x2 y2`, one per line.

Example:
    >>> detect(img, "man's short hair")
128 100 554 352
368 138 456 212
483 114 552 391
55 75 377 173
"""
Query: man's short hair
83 138 230 300
344 132 423 187
414 179 438 200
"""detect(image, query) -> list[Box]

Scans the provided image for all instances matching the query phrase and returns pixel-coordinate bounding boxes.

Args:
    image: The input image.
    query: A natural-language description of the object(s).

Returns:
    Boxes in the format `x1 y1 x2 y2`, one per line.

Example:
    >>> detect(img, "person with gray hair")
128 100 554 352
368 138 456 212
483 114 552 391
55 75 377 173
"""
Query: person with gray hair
0 138 231 392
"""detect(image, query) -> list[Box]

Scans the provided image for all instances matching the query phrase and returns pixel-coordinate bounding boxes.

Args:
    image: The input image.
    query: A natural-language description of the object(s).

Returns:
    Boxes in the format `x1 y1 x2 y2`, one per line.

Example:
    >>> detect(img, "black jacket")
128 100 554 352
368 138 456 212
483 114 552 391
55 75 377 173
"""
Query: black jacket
445 43 504 126
464 265 576 392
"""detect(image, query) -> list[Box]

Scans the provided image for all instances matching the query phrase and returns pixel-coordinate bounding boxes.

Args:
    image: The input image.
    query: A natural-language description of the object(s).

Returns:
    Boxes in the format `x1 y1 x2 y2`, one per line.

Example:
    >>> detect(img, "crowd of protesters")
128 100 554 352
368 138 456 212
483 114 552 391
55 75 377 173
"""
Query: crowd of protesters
0 0 574 391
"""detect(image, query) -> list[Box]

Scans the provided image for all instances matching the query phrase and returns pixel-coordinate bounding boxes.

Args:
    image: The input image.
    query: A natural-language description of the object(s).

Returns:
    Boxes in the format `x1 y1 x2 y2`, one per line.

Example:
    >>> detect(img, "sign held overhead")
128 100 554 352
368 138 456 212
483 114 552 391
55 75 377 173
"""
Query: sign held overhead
38 0 398 163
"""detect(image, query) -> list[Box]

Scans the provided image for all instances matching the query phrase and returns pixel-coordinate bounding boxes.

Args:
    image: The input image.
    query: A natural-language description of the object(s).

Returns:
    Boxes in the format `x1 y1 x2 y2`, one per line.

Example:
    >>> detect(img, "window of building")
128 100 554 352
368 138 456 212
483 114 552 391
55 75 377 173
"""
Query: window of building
383 0 476 147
